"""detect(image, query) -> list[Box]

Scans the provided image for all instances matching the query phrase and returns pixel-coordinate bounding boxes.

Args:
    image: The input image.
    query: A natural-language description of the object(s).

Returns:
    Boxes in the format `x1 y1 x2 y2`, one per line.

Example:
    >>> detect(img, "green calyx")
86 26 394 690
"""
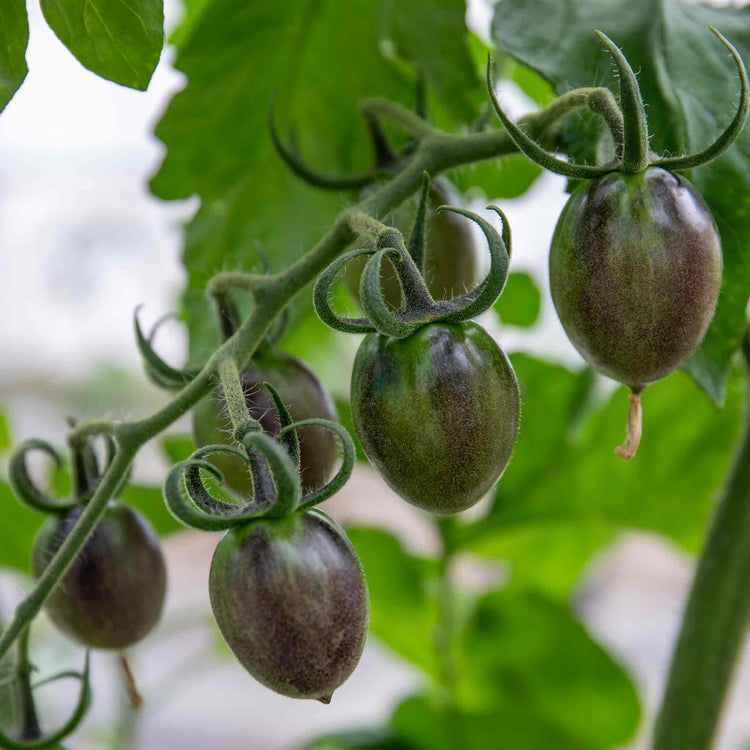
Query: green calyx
488 27 748 177
314 173 511 339
163 381 356 532
9 426 127 516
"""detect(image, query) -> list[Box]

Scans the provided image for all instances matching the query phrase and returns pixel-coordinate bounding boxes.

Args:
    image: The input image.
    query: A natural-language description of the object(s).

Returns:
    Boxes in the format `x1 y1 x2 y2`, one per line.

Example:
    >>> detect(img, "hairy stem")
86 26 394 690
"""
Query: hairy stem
653 329 750 749
0 86 607 663
217 358 252 432
436 518 458 702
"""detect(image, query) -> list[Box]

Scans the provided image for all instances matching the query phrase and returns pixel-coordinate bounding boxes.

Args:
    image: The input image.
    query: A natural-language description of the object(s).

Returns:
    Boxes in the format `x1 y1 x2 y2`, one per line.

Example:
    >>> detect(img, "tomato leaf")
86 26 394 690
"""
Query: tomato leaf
491 0 750 404
457 591 640 748
346 527 440 678
40 0 163 90
461 355 746 590
151 0 478 361
494 272 541 328
0 0 28 113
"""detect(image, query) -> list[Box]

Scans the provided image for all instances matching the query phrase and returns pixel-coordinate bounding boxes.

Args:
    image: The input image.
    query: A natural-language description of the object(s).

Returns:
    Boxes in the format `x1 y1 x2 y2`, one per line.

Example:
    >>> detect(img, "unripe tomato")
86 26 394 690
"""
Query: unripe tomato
32 503 166 650
550 167 722 391
346 184 478 307
209 510 368 702
193 350 338 496
351 322 520 514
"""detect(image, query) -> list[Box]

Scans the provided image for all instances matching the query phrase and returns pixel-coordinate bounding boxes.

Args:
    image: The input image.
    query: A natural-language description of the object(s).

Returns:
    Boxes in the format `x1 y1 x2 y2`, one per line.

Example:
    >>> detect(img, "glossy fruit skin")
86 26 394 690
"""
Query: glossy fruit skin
32 503 166 650
351 322 520 515
550 167 722 391
346 185 478 307
193 350 338 496
209 509 368 702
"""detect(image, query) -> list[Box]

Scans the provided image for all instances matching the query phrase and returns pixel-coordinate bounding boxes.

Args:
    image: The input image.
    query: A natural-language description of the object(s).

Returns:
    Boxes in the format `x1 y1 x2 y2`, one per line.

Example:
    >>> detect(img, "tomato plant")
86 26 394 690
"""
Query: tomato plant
0 1 748 749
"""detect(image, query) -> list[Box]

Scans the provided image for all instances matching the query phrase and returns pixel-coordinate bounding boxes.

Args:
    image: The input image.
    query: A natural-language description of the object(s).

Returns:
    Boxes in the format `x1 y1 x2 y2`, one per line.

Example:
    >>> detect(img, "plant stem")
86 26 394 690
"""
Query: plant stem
653 330 750 749
0 86 604 664
14 628 40 741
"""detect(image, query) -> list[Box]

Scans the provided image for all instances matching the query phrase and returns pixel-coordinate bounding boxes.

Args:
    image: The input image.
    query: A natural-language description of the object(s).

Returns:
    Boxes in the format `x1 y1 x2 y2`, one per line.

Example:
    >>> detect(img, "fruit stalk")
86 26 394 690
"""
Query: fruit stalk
13 628 41 741
654 327 750 749
0 84 621 663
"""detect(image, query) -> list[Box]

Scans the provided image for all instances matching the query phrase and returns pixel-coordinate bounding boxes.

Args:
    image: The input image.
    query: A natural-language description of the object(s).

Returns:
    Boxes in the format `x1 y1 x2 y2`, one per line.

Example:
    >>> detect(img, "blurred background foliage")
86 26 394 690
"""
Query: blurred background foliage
0 0 749 747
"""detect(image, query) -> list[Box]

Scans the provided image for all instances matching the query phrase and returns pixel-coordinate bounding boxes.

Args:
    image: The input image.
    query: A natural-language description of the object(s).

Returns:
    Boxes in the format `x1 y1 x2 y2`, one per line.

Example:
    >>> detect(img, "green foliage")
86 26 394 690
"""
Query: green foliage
39 0 163 90
0 0 27 113
470 355 746 554
345 528 440 678
491 0 750 404
151 0 479 362
494 271 541 328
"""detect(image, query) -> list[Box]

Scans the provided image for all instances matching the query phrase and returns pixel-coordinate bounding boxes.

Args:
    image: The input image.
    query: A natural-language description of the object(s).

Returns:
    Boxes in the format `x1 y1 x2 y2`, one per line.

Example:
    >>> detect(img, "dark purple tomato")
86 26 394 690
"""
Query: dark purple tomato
351 322 520 515
209 509 368 702
346 184 478 308
193 349 338 496
550 167 722 392
32 503 166 650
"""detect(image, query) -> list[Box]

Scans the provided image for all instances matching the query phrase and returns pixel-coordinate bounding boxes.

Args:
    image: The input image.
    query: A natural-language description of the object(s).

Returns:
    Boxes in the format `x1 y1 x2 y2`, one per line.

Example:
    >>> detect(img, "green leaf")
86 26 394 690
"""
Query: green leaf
0 480 40 574
121 483 182 536
391 695 588 750
491 0 750 404
0 0 27 113
494 272 541 328
159 434 196 465
40 0 163 90
152 0 477 358
449 157 541 201
0 407 10 455
346 527 439 677
457 591 640 748
463 356 746 571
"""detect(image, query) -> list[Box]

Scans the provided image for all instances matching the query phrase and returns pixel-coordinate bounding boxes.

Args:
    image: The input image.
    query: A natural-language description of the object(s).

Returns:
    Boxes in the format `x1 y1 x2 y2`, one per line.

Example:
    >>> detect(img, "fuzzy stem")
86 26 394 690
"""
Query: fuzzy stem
217 358 252 433
653 330 750 749
0 86 611 664
615 391 643 460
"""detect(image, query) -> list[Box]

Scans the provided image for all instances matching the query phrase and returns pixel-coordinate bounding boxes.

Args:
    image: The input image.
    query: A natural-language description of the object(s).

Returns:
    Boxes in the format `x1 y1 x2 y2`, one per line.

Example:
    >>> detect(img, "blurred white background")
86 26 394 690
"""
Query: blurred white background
0 1 748 748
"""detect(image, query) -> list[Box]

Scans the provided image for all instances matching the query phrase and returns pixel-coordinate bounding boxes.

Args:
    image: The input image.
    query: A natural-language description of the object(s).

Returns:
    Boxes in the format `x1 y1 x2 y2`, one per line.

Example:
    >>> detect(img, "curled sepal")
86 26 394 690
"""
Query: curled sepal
262 382 300 470
8 440 76 515
651 27 749 172
594 30 649 173
407 172 431 273
164 451 267 531
269 107 378 191
134 307 200 391
247 431 302 519
0 652 91 749
360 249 421 338
486 56 617 180
290 420 356 512
313 248 378 334
430 205 511 324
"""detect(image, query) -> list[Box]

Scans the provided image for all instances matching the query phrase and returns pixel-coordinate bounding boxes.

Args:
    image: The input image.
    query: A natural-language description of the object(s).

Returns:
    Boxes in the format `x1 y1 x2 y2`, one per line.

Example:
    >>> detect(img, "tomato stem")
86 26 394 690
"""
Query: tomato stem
614 391 643 460
14 628 41 741
653 325 750 748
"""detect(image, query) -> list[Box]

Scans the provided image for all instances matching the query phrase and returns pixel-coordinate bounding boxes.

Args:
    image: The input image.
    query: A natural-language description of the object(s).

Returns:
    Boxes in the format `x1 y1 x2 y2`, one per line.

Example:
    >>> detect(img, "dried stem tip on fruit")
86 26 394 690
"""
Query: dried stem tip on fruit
615 392 643 460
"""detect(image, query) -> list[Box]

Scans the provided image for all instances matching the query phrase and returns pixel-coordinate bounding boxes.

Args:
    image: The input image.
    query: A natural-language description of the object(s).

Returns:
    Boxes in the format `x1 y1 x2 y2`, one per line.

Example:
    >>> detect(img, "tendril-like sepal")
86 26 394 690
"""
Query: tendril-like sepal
8 440 76 515
290 419 356 512
313 248 379 334
314 177 512 339
0 651 91 749
134 307 199 391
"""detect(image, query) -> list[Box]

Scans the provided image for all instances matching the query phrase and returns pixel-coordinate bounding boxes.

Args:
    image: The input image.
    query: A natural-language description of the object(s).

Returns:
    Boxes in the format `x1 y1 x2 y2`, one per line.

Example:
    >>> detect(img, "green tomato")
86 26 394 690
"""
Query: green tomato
32 503 166 650
209 509 368 702
345 184 478 308
550 167 722 392
193 350 338 497
351 322 520 515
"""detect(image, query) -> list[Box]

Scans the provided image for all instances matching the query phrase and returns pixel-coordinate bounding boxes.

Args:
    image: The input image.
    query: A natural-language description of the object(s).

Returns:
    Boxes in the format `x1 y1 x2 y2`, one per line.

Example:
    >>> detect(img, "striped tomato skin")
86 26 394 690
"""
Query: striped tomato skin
550 167 722 392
